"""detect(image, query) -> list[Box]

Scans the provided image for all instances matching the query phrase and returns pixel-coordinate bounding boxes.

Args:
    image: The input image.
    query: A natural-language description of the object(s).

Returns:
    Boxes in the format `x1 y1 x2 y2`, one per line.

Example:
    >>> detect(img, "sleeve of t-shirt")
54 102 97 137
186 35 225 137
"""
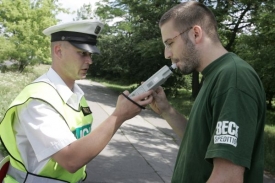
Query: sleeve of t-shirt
205 87 258 169
17 99 77 162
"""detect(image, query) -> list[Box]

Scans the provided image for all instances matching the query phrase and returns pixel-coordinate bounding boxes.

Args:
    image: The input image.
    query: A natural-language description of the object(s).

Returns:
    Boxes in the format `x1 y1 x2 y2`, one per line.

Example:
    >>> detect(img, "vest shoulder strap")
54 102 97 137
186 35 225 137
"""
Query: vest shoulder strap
9 81 64 109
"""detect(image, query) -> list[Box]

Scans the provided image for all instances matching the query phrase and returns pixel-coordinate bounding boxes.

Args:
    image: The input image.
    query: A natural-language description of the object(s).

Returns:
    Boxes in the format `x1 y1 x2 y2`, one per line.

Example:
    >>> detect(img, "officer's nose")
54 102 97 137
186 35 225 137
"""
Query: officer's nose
86 56 92 65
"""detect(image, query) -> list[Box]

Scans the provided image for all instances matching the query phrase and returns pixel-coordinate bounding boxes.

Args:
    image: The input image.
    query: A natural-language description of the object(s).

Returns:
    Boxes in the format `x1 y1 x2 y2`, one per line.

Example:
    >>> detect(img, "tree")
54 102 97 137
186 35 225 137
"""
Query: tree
236 0 275 109
0 0 66 72
74 3 98 21
0 37 15 62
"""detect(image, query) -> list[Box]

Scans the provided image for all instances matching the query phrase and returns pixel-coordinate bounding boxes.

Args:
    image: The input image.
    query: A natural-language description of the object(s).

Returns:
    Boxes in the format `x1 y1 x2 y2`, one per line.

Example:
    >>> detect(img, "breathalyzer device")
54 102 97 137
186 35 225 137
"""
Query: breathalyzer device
129 64 177 98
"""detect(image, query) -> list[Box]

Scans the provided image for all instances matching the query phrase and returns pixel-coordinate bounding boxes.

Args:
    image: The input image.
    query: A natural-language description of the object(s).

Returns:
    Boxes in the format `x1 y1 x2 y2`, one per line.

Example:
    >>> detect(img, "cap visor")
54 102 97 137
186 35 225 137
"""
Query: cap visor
69 42 101 54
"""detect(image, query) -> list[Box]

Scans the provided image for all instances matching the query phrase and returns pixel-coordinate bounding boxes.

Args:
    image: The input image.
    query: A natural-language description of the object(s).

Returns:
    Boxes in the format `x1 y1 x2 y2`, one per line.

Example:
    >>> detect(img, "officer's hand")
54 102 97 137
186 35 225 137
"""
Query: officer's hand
113 90 153 122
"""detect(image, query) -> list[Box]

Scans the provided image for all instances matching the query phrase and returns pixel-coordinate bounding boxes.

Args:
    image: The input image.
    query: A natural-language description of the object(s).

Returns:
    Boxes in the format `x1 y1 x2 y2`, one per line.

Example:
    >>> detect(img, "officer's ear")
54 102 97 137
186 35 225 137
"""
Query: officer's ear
52 42 63 59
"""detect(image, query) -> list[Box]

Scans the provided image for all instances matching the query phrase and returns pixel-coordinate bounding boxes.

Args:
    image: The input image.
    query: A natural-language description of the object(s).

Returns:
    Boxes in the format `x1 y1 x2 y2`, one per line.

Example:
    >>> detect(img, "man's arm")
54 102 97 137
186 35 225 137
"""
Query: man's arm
52 90 153 173
150 86 188 138
207 158 245 183
160 105 187 139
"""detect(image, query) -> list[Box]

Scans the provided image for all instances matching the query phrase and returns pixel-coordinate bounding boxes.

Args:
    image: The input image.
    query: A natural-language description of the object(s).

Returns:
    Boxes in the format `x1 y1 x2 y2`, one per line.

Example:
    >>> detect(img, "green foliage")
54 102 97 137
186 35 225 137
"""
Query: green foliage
236 1 275 109
0 0 66 72
0 62 19 73
0 37 16 62
202 0 261 51
266 111 275 126
167 88 194 119
74 2 98 21
264 125 275 175
90 77 138 95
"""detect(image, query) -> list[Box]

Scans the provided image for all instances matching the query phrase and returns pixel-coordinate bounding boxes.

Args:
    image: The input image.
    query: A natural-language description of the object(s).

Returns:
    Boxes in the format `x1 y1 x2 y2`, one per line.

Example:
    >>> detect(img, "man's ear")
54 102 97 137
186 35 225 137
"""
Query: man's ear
192 25 203 44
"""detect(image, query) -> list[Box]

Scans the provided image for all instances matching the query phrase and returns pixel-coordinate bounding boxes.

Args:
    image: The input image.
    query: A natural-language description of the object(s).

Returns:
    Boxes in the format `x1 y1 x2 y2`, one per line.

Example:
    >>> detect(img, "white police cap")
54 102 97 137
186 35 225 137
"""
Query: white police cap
43 19 104 54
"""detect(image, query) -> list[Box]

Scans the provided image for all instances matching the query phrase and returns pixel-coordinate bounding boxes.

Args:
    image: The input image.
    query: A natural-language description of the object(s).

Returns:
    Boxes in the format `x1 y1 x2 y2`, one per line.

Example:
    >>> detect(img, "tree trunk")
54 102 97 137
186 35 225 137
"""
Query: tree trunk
192 71 200 98
18 62 26 73
266 93 274 110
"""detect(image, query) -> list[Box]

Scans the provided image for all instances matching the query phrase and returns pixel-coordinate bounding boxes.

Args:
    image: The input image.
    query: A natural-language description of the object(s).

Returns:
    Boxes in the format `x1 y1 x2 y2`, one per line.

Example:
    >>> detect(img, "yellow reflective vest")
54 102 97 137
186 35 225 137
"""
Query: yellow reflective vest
0 81 93 183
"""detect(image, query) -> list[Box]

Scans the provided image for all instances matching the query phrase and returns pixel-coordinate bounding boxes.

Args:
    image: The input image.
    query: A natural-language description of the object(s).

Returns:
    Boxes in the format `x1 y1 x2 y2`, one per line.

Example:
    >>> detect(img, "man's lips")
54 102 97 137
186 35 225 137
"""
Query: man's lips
171 61 178 67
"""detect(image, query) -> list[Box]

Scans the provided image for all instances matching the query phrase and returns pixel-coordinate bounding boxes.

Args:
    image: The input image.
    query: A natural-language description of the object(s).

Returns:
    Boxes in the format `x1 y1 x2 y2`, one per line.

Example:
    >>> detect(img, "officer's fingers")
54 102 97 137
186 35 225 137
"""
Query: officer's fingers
133 90 153 101
122 90 130 95
141 94 153 104
119 92 145 110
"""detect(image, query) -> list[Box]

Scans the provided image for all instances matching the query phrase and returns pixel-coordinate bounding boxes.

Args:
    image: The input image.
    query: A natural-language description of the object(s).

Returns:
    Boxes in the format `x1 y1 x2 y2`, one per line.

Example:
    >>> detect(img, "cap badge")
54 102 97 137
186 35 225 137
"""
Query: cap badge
94 26 101 34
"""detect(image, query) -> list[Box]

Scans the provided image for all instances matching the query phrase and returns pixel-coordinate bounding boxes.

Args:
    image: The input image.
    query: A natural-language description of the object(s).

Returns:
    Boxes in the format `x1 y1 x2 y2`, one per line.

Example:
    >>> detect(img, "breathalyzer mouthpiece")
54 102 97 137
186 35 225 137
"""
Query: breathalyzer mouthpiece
170 63 177 70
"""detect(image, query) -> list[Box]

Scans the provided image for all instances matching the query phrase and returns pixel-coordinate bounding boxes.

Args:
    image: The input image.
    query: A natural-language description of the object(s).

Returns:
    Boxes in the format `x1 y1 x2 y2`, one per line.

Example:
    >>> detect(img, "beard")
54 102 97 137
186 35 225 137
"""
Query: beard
174 37 200 75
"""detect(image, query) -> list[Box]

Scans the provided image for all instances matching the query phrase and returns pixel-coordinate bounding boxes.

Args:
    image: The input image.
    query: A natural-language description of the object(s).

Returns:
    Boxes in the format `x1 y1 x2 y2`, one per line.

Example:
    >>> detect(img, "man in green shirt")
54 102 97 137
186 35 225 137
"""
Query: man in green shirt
149 1 266 183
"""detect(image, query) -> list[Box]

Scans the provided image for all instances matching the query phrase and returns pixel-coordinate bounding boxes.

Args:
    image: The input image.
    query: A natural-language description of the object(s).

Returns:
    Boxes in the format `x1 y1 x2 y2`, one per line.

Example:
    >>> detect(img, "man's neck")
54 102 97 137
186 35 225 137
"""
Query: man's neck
198 43 228 72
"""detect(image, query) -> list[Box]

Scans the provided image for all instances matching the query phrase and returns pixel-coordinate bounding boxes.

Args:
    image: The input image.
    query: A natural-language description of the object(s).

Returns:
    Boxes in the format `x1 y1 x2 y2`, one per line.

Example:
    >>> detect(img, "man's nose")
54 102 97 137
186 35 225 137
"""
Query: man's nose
164 48 172 59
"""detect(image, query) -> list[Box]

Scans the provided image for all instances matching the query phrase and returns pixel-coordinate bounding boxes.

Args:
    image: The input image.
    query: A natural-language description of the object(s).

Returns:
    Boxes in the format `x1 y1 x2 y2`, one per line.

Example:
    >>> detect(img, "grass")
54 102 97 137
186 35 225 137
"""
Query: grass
265 124 275 175
167 88 194 118
91 77 138 95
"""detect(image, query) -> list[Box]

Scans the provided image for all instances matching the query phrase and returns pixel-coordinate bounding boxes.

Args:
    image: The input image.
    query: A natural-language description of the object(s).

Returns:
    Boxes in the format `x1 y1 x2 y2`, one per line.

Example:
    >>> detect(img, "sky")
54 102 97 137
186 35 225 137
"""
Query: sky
56 0 101 23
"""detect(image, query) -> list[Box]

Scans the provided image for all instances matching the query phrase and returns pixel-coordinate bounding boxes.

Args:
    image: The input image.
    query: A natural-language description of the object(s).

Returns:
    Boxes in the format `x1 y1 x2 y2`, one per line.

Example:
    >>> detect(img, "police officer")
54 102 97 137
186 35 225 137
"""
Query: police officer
0 19 153 183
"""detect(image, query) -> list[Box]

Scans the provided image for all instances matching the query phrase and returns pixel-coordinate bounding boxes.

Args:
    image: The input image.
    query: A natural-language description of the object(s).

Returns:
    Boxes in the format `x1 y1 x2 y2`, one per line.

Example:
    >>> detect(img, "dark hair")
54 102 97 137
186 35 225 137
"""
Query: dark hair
159 1 220 42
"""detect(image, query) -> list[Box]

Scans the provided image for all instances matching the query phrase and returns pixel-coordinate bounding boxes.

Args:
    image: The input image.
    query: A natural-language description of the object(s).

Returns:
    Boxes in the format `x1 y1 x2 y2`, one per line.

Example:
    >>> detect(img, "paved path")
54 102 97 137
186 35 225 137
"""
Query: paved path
78 80 179 183
76 79 275 183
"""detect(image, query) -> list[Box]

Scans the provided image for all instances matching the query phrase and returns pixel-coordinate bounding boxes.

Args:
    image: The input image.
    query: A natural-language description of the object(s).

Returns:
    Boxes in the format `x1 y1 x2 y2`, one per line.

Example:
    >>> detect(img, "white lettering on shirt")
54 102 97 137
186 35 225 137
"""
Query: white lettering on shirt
214 121 239 147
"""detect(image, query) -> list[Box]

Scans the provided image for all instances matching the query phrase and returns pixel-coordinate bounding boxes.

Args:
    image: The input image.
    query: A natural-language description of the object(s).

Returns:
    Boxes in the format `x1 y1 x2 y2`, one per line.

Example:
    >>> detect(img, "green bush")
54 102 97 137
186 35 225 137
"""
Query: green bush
0 64 50 157
264 125 275 175
266 111 275 126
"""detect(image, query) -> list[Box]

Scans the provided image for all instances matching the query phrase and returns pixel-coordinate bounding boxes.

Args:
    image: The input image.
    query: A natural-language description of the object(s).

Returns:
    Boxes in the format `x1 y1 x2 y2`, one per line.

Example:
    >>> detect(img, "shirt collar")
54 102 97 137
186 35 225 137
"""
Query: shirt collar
45 68 84 110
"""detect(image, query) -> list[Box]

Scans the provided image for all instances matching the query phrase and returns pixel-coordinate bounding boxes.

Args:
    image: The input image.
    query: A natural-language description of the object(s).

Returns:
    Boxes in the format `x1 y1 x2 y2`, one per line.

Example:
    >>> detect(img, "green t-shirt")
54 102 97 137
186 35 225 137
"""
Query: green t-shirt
172 53 266 183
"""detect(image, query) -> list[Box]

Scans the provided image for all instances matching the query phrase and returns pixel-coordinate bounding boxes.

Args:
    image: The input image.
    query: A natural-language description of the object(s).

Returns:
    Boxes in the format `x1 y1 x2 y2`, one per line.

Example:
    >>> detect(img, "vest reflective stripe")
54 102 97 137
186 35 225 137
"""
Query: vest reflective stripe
6 165 25 182
0 82 92 183
7 165 82 183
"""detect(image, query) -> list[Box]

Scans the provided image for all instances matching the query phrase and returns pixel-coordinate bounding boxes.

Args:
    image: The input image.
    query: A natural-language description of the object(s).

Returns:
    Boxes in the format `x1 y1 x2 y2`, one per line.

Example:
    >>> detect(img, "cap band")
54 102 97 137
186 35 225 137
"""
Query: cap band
51 31 97 45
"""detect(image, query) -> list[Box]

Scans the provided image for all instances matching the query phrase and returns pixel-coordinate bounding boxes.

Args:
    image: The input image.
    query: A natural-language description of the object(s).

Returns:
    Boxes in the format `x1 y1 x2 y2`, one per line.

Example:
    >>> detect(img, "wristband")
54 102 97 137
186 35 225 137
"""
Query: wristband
121 93 145 110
